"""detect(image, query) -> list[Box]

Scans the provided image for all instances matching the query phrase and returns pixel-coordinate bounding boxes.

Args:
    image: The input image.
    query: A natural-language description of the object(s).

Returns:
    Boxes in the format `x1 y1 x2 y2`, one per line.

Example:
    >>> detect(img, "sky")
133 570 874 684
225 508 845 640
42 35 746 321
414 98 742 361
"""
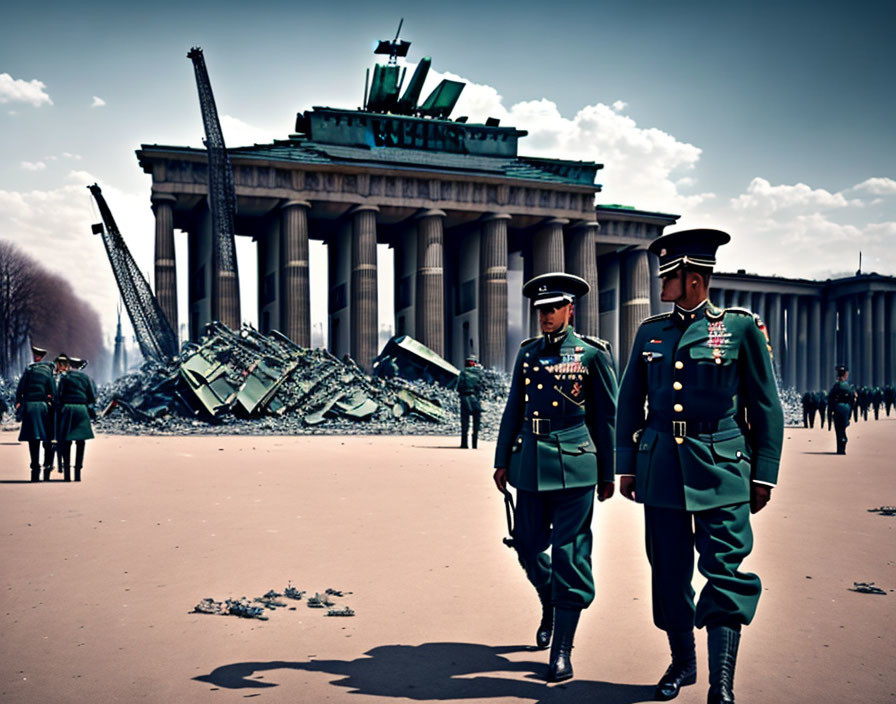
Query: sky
2 0 895 349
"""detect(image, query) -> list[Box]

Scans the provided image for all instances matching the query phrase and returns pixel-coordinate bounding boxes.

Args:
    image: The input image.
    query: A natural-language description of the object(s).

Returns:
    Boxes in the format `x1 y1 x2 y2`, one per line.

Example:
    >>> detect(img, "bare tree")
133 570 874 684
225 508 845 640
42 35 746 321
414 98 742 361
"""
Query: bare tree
0 240 106 379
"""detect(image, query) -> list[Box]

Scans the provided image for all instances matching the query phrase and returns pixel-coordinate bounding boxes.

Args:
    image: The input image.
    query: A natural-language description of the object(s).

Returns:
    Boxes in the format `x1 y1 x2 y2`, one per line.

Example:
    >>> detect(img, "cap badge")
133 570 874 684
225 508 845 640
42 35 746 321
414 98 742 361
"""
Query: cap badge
660 248 667 256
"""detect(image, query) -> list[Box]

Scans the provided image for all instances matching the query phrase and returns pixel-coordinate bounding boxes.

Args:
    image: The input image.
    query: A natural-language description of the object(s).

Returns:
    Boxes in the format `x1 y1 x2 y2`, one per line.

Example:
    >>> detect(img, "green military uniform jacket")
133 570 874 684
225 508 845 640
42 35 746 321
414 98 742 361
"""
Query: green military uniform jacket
56 370 96 441
457 365 483 413
828 380 855 419
495 328 617 492
616 303 784 512
16 362 56 442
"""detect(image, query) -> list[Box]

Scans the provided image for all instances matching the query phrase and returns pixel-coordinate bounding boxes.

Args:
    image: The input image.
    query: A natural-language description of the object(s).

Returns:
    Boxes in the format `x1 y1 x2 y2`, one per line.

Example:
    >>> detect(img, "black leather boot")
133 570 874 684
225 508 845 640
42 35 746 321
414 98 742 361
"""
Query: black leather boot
548 607 579 682
707 625 740 704
655 630 697 700
43 465 53 481
535 588 553 649
472 433 478 449
74 466 82 482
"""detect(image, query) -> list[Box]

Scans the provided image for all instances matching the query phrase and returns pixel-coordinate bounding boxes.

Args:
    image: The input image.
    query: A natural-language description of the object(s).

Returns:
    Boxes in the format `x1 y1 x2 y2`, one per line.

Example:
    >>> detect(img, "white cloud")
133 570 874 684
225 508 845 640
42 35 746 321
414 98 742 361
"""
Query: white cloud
611 100 628 112
62 152 82 160
850 177 896 196
0 73 53 107
91 95 106 108
219 114 277 147
20 161 47 171
729 177 861 213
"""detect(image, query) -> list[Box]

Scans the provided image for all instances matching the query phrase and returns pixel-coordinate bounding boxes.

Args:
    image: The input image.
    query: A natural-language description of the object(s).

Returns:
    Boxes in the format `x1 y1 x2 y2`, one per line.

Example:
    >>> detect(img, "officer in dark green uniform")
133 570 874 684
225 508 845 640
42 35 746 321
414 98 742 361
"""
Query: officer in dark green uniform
457 354 483 449
871 386 883 420
616 230 784 704
885 385 895 416
817 390 828 430
494 272 617 682
828 365 856 455
801 391 818 428
14 346 57 482
56 357 97 482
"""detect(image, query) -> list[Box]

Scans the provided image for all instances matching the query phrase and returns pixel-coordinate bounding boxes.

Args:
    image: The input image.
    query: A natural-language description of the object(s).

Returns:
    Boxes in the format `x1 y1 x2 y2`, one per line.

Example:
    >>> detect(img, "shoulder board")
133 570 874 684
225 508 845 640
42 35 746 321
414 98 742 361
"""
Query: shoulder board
640 312 672 324
723 307 754 316
519 336 539 348
579 334 611 353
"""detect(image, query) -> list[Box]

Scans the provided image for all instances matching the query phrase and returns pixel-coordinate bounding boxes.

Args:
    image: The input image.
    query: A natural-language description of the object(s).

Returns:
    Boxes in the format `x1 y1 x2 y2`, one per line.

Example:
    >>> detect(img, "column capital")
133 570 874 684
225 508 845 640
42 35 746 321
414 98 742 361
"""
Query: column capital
349 204 380 216
414 208 447 220
150 192 177 207
281 199 312 210
541 217 570 228
481 212 512 223
569 219 600 232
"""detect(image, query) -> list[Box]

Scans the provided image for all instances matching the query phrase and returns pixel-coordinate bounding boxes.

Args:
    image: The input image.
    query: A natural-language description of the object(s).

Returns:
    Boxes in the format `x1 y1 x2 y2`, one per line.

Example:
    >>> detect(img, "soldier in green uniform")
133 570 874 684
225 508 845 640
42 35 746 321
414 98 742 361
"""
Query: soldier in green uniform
56 357 97 482
801 391 818 428
816 390 828 430
828 365 856 455
871 386 883 420
14 346 57 482
616 230 784 704
457 354 483 449
493 273 617 682
885 385 895 416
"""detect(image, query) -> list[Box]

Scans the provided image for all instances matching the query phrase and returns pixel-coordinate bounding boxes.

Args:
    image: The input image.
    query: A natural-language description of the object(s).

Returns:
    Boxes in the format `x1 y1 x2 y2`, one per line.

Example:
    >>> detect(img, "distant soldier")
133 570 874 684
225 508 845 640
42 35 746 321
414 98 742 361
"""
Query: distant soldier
801 391 818 428
885 385 895 416
14 346 57 481
0 394 7 421
55 357 97 482
457 354 483 449
494 272 617 683
871 386 883 420
858 386 871 421
816 390 828 430
828 365 856 455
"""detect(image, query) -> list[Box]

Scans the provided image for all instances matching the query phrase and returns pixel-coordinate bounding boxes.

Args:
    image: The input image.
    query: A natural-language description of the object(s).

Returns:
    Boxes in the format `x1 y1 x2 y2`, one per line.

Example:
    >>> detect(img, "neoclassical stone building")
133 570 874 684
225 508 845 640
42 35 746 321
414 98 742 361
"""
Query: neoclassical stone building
137 101 895 386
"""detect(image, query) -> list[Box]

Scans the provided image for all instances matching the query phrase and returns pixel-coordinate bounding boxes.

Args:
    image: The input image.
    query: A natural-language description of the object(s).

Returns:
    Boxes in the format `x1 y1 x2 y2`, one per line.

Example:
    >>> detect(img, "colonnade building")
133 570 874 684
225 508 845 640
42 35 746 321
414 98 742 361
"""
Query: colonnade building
138 108 896 387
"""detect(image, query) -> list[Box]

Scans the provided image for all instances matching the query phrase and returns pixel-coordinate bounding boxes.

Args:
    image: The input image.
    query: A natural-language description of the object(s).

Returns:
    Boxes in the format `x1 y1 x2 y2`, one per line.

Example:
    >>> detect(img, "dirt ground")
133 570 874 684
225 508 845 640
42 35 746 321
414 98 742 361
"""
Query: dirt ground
1 417 894 704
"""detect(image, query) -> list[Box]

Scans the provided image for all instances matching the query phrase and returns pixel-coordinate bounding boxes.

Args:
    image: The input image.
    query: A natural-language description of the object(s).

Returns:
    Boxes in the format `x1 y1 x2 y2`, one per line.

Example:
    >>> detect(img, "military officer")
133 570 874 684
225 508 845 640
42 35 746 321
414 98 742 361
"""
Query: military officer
56 357 97 482
828 365 856 455
885 385 895 416
14 345 57 481
871 386 883 420
616 229 784 704
457 354 483 449
801 391 818 428
493 272 617 682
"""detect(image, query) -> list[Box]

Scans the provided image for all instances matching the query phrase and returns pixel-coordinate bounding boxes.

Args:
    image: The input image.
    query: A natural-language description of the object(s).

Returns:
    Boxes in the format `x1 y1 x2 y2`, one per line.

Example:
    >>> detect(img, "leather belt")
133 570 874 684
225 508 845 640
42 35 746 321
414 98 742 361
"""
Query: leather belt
648 416 742 441
523 416 585 436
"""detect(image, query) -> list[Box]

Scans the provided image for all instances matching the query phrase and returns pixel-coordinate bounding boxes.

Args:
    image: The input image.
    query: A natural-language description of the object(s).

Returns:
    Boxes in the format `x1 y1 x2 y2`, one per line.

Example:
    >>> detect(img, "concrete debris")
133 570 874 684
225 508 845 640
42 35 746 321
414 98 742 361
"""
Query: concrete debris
94 322 510 438
868 506 896 517
194 582 355 619
849 582 887 595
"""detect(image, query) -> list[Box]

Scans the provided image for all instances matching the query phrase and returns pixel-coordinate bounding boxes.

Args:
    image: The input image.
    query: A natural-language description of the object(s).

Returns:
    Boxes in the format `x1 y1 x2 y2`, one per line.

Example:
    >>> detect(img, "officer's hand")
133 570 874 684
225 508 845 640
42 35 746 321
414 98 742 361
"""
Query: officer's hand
619 476 637 501
493 467 508 493
597 481 614 502
750 483 772 514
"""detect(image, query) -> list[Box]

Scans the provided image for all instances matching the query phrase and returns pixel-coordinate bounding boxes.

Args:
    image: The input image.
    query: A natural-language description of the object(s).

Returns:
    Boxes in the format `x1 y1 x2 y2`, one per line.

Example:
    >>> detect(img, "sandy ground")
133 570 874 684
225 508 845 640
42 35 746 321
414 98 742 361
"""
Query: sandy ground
1 418 894 704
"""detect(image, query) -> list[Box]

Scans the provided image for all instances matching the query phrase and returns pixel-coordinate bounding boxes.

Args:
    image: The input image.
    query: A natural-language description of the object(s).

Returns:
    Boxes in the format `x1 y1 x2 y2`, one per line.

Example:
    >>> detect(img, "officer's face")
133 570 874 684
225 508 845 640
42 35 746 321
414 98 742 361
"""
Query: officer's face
537 302 572 332
660 271 683 302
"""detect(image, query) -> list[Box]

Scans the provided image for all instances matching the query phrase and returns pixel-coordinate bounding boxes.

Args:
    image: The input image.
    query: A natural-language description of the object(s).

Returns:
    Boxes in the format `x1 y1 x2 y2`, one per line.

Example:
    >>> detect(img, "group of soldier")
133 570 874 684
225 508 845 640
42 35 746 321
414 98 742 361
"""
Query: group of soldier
802 384 895 429
491 229 784 704
14 345 97 482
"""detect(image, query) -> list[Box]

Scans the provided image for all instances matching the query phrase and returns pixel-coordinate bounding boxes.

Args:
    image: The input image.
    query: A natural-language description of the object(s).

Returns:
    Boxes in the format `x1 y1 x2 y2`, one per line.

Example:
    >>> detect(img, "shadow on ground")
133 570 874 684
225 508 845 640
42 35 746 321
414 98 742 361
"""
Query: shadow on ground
193 642 655 703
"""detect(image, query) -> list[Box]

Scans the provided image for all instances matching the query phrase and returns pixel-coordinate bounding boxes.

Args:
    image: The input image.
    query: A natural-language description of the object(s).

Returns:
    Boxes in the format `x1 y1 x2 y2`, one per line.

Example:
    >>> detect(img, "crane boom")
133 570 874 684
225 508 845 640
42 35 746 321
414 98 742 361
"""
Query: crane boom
187 46 241 329
87 183 179 363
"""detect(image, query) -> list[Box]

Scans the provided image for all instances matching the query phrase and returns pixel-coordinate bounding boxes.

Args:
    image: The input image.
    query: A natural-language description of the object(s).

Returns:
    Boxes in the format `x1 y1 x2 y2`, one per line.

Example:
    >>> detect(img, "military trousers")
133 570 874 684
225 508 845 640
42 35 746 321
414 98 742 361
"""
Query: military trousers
513 485 595 610
644 503 760 632
460 407 481 446
832 405 851 454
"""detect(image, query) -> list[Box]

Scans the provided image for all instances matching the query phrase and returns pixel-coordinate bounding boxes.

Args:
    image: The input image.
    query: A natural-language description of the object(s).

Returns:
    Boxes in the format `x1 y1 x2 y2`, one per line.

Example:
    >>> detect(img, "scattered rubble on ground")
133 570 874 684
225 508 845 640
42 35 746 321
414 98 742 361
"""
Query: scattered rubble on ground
193 583 356 619
94 323 510 438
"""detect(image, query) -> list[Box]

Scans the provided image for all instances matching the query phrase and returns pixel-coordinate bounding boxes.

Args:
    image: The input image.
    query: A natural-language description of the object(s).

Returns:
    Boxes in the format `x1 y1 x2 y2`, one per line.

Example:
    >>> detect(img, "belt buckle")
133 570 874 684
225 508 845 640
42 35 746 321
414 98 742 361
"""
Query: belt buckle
672 420 686 440
532 418 551 435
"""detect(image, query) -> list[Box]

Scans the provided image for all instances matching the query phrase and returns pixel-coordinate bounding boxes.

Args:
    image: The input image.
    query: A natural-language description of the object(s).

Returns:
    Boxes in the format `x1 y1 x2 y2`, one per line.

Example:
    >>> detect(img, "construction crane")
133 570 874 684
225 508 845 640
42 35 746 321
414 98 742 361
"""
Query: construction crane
187 46 241 329
87 183 179 363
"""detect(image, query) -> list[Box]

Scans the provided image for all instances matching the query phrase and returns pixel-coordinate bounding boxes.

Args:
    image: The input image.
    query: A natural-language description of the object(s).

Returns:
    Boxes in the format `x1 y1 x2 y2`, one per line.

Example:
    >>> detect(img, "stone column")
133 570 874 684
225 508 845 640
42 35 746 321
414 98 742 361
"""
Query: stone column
414 209 446 356
842 297 855 370
279 200 311 346
785 295 799 390
822 298 836 387
766 293 782 379
888 292 896 386
566 221 599 336
479 214 510 370
873 291 886 386
798 298 810 392
350 205 378 372
152 194 178 335
529 218 567 336
862 292 873 386
620 248 651 365
808 297 821 391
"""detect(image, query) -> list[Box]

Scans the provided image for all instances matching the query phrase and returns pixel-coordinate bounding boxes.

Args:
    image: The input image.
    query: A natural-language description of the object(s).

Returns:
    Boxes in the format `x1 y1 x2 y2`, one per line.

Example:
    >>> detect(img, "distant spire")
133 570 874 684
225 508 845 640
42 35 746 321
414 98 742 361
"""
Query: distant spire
113 304 125 378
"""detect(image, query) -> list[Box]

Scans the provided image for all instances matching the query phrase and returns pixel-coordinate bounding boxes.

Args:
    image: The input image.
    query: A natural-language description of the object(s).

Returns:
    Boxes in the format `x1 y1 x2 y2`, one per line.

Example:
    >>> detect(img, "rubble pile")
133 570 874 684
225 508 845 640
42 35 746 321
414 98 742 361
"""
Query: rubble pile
778 386 804 427
95 323 510 438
